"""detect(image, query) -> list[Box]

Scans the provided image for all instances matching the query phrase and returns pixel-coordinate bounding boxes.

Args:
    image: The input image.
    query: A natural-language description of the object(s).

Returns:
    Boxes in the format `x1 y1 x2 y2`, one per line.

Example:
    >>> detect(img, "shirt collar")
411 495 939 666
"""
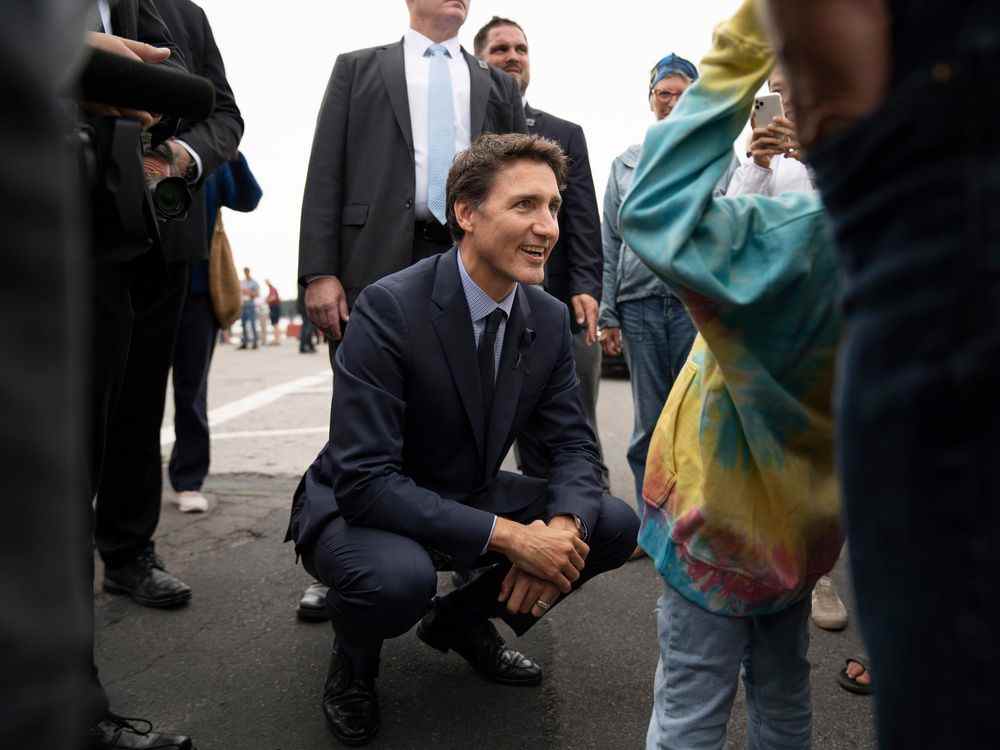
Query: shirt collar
457 249 517 322
404 28 462 60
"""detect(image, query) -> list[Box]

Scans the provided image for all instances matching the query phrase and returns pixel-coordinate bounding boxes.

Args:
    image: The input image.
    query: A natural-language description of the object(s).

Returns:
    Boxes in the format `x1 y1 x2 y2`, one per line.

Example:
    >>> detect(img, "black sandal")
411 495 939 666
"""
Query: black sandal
837 657 873 695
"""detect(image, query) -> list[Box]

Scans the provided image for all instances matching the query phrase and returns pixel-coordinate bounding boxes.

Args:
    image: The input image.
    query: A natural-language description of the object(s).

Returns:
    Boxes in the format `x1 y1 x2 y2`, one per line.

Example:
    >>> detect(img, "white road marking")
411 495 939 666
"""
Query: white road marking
160 370 330 448
209 426 329 442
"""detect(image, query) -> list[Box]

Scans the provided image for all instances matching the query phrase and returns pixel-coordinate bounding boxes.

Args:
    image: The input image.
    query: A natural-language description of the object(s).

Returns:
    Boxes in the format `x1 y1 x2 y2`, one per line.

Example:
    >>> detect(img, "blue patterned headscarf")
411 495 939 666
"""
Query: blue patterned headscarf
649 53 699 93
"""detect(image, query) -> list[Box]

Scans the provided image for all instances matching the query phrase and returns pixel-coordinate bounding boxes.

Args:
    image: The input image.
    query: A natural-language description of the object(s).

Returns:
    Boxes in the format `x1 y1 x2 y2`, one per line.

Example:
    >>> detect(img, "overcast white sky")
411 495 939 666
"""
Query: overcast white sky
198 0 744 294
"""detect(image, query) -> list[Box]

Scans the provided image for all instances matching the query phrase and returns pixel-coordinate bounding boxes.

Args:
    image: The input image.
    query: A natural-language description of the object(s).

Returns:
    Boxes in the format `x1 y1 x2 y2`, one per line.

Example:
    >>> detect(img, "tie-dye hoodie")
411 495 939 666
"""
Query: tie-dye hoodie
619 1 843 617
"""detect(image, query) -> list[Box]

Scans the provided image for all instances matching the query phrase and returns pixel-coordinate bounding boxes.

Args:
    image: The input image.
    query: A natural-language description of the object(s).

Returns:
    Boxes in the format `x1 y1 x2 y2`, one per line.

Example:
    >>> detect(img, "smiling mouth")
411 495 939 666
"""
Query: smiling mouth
521 245 546 260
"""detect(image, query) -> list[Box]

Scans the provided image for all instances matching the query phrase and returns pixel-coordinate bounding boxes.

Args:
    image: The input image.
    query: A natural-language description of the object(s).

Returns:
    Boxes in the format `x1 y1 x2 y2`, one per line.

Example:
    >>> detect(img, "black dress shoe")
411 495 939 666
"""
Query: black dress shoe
417 613 542 686
104 549 192 608
88 713 193 749
322 649 379 746
297 581 330 622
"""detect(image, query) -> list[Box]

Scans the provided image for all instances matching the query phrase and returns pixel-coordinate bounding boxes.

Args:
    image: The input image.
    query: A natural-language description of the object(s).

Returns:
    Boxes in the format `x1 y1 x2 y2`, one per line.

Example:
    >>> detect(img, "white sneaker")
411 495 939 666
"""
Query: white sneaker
175 490 209 514
811 575 848 630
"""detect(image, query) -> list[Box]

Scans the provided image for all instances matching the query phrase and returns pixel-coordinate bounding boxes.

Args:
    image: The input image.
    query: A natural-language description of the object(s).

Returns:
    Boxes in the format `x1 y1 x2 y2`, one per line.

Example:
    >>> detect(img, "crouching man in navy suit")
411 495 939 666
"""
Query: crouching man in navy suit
286 133 638 746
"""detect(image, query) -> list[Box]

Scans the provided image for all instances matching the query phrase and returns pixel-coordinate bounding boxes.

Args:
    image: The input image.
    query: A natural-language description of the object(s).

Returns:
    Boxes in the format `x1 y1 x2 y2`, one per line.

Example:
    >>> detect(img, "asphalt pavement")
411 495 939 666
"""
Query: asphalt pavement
95 341 875 749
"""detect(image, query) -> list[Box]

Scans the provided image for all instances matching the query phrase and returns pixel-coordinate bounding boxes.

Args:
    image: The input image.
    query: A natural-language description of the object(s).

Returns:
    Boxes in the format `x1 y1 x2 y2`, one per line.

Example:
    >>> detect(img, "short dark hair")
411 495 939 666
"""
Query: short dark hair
446 133 567 242
473 16 527 57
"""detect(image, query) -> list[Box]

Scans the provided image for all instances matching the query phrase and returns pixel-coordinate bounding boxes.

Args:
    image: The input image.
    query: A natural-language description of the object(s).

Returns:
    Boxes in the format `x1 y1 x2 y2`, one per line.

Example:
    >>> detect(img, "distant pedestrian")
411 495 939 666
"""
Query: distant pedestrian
239 266 259 349
297 293 316 354
265 280 282 345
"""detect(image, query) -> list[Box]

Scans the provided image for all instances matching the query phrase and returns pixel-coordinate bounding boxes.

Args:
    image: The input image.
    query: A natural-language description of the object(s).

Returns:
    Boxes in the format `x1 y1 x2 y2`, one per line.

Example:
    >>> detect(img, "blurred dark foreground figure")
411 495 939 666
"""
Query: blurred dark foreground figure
0 1 92 746
760 1 1000 747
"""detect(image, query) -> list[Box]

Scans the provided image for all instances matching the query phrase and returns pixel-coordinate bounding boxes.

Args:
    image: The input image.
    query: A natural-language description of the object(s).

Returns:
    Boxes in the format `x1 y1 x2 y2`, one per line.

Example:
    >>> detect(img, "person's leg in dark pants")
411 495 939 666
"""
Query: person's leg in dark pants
302 471 636 745
96 256 192 608
169 292 218 508
808 34 1000 747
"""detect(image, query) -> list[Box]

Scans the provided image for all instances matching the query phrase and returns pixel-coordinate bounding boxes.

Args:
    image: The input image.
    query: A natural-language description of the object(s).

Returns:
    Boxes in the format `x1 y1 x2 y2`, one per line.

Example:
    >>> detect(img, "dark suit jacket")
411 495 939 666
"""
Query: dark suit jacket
287 248 605 566
525 104 602 329
110 0 186 71
153 0 243 263
298 41 527 305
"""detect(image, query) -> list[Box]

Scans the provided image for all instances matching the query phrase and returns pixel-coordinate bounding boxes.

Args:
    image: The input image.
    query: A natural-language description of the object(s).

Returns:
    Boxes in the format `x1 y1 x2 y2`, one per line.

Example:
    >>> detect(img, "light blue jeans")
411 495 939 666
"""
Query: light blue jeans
240 301 257 347
619 295 696 510
647 583 812 750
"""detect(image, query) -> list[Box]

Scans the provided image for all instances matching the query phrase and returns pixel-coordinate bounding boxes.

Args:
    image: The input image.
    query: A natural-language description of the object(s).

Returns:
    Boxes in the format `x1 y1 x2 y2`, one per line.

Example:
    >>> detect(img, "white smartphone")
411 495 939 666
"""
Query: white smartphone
753 92 784 128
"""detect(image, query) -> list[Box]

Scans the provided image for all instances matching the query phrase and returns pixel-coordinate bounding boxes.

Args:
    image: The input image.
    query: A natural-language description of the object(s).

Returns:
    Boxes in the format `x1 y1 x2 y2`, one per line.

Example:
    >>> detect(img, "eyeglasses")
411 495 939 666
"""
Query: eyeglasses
652 89 685 103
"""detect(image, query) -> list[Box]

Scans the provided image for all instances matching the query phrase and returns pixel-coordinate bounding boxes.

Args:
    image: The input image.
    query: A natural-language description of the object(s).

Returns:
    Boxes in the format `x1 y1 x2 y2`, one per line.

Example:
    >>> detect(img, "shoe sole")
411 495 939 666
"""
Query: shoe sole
416 623 542 687
323 715 378 747
296 606 330 623
103 581 192 609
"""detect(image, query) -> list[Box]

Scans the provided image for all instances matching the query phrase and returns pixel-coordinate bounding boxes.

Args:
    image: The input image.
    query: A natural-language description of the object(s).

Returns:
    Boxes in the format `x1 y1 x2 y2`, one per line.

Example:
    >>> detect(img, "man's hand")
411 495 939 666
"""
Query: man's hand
488 518 589 593
305 276 350 340
83 32 171 129
167 140 193 179
599 326 622 357
751 116 802 168
498 567 562 618
570 293 599 346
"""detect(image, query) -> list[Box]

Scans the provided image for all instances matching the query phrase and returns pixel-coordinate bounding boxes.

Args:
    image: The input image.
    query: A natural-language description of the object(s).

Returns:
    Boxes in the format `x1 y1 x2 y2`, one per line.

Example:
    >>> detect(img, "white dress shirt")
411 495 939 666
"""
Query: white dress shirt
727 153 816 198
403 28 471 221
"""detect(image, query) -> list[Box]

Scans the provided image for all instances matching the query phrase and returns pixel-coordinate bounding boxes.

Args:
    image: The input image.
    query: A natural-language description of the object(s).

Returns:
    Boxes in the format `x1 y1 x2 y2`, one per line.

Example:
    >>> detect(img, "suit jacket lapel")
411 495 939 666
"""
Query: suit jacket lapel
430 249 486 461
465 49 491 138
484 287 533 474
524 103 541 132
379 40 414 151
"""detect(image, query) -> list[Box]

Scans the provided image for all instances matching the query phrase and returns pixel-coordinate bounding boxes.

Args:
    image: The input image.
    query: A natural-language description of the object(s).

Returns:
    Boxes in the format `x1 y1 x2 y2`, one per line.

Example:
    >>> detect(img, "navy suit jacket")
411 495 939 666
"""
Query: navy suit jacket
525 104 602 329
287 248 605 566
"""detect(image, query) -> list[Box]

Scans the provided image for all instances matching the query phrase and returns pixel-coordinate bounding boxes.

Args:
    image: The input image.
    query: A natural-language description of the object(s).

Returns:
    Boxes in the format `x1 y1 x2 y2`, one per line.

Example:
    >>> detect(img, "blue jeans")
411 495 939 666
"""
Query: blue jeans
647 583 812 750
808 20 1000 748
240 302 257 347
619 296 696 510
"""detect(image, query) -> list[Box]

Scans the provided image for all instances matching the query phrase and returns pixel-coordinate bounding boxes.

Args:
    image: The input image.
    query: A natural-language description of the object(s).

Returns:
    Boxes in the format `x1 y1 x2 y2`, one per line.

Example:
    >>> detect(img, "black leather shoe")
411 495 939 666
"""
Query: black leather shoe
417 613 542 686
297 581 330 622
88 713 193 749
104 549 192 608
322 649 379 746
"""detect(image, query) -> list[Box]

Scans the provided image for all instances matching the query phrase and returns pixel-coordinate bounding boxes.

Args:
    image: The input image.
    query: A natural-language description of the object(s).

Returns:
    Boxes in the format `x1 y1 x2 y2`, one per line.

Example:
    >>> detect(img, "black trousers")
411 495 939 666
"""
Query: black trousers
302 472 638 676
169 293 219 492
95 256 189 566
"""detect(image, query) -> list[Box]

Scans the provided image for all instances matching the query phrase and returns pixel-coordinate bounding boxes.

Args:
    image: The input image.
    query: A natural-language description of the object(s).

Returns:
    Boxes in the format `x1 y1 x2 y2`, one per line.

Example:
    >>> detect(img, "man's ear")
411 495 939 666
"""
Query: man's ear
454 199 477 235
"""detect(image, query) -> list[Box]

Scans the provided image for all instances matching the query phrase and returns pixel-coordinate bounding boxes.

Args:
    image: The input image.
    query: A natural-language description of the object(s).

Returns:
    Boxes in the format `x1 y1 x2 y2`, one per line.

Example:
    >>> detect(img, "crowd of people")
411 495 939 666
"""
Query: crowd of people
2 0 997 749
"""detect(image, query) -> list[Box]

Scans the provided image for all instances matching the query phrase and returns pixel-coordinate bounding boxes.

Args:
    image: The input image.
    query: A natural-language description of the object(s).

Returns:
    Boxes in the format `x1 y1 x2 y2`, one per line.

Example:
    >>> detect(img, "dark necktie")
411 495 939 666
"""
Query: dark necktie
478 308 506 428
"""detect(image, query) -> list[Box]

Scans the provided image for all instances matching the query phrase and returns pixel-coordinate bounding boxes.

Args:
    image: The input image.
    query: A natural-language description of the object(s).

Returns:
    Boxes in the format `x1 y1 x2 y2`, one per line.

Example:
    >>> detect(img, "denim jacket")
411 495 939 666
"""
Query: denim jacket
598 144 672 329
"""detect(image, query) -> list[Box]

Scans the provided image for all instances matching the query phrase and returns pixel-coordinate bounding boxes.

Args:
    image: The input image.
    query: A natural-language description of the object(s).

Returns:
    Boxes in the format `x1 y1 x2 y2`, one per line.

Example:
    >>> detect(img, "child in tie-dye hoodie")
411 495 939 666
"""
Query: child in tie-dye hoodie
620 2 843 746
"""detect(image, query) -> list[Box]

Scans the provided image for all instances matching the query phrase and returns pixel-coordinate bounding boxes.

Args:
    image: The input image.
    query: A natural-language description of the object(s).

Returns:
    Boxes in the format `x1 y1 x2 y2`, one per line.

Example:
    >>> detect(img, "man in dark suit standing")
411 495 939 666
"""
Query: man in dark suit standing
287 133 638 747
83 3 201 745
94 0 243 610
294 0 526 621
473 17 608 486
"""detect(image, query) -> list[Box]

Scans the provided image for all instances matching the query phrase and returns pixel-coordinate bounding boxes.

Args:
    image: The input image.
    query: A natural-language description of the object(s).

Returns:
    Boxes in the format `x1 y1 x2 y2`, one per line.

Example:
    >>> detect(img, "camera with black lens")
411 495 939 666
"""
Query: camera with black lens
78 116 192 259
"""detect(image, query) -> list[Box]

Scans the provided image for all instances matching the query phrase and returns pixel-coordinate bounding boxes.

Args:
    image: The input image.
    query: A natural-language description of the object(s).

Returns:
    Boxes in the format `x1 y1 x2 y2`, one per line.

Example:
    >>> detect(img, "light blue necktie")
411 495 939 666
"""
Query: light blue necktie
426 44 455 225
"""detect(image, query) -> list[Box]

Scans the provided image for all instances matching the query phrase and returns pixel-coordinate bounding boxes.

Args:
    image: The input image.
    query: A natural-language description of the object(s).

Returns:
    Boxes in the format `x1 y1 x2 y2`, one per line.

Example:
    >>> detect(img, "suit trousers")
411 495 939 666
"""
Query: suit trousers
169 293 219 493
96 257 189 566
515 327 610 489
302 472 638 676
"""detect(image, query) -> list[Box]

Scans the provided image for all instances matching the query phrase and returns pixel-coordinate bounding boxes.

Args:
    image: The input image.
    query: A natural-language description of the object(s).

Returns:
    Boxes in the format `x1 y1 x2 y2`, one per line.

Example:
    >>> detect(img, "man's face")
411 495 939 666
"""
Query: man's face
407 0 469 29
768 68 795 122
481 25 530 95
457 159 561 295
649 75 690 121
